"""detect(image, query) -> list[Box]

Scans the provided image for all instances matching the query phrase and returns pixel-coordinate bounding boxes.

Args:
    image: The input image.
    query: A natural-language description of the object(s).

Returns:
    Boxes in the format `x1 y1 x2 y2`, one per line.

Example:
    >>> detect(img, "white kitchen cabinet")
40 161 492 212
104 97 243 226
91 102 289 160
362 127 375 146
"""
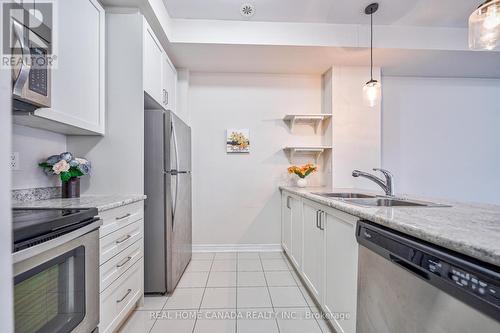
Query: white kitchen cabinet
162 53 177 110
14 0 105 135
143 21 163 104
281 192 303 269
301 198 325 302
143 19 177 110
290 195 303 268
281 192 292 253
323 207 358 333
281 189 359 333
98 201 144 333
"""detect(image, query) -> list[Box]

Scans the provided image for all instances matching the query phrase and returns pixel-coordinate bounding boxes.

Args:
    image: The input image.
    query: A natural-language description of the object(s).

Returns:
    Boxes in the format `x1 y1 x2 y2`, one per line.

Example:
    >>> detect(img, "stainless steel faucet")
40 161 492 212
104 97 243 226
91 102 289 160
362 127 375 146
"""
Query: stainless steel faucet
352 168 395 196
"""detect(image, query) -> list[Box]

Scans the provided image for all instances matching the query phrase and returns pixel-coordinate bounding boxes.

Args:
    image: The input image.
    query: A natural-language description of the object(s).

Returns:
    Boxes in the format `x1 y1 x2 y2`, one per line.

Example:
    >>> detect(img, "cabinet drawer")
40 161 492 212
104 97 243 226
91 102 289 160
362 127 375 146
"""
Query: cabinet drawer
100 239 143 292
99 201 143 238
100 258 143 333
100 219 143 265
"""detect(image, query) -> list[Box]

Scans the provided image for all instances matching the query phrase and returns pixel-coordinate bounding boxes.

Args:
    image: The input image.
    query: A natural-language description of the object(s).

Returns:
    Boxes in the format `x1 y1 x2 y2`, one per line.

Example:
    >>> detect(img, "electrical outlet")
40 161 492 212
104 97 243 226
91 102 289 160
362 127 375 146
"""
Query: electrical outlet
11 152 20 170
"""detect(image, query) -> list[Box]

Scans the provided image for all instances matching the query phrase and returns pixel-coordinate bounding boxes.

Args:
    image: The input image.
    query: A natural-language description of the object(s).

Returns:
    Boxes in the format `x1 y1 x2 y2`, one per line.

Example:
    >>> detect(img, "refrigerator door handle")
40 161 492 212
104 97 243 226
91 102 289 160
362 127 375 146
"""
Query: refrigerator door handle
172 174 179 229
171 120 180 229
172 120 180 173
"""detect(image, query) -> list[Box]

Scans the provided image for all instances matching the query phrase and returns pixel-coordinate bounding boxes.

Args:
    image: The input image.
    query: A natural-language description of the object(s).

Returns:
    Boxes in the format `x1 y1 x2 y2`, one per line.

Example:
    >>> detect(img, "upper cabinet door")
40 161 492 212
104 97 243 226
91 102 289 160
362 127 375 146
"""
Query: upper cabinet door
36 0 105 134
143 21 163 105
162 53 177 110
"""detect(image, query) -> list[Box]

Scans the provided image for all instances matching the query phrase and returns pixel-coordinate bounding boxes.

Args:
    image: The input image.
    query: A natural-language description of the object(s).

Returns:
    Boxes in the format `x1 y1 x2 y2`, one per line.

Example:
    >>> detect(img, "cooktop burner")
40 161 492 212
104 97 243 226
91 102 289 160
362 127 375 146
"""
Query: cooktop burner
12 207 98 251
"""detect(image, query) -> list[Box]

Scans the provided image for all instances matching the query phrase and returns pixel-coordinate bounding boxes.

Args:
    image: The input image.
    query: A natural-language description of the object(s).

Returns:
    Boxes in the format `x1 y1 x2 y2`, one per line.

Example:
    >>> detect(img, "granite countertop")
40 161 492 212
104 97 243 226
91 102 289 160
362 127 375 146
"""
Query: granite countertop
13 195 147 212
280 186 500 267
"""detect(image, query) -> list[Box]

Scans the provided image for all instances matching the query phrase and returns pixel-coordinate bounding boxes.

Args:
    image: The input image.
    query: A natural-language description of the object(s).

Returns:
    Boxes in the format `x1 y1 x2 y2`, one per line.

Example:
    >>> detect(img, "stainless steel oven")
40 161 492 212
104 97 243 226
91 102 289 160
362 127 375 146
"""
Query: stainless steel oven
13 209 101 333
11 6 51 111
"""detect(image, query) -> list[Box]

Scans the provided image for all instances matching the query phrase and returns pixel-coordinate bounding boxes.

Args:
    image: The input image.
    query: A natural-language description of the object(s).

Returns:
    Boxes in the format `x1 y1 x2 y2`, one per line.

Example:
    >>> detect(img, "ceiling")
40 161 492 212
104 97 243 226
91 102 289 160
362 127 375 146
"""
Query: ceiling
164 0 479 28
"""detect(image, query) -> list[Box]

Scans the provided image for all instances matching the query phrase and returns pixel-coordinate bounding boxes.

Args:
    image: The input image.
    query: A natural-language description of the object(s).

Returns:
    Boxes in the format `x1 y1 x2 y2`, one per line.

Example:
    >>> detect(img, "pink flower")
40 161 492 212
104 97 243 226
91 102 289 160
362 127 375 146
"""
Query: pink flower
52 160 70 175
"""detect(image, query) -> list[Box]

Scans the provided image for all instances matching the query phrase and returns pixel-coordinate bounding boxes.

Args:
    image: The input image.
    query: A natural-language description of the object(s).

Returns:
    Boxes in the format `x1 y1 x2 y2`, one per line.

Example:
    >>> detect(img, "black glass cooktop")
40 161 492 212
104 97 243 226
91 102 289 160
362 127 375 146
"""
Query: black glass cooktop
12 208 98 251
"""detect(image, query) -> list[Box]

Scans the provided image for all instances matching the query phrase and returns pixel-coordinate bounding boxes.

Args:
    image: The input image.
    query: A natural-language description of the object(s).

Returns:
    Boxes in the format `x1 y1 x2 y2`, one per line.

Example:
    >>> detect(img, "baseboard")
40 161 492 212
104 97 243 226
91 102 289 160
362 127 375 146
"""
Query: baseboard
192 244 282 253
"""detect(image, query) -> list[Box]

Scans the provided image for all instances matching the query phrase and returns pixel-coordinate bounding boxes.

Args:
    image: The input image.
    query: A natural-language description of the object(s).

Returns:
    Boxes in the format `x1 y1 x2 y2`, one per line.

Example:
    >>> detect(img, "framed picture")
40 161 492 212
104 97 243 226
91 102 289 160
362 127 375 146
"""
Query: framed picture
226 129 250 153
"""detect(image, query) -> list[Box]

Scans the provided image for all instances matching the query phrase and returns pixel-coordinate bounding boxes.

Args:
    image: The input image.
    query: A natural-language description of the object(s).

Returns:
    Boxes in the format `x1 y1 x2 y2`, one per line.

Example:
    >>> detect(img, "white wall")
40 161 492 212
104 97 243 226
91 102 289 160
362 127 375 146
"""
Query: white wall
329 66 382 191
190 72 323 246
382 76 500 204
12 125 67 190
0 67 13 332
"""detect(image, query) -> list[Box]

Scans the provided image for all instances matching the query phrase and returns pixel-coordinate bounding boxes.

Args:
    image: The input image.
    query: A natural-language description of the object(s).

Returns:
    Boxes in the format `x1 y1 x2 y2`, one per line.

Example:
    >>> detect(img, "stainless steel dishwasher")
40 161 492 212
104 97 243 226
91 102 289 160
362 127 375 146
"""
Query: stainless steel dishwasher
356 220 500 333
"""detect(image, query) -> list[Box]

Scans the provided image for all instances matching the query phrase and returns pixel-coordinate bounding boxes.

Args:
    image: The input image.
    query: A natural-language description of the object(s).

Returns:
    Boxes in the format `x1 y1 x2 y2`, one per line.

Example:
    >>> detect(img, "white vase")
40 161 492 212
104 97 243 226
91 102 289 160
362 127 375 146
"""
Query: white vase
296 178 307 188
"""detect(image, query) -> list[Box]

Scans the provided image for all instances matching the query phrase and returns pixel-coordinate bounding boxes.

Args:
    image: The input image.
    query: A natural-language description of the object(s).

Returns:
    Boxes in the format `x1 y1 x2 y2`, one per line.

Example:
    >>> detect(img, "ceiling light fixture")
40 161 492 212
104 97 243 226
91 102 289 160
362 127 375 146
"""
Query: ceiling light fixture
363 3 380 108
469 0 500 50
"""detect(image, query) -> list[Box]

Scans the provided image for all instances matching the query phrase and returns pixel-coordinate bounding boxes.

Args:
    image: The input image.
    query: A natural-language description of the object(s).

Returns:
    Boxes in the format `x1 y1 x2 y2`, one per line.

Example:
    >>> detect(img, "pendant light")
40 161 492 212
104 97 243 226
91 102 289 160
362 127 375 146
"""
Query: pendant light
363 3 380 108
469 0 500 50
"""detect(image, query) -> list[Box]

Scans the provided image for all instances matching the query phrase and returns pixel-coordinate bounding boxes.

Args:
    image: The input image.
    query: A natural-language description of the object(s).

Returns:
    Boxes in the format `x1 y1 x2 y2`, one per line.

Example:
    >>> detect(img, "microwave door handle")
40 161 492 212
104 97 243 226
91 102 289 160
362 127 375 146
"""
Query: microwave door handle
12 20 31 96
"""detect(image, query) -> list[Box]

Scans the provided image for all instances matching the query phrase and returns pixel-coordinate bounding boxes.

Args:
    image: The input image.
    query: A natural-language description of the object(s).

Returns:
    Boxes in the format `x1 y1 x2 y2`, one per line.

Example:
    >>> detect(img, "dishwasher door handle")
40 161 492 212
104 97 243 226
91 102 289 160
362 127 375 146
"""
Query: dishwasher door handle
390 254 429 280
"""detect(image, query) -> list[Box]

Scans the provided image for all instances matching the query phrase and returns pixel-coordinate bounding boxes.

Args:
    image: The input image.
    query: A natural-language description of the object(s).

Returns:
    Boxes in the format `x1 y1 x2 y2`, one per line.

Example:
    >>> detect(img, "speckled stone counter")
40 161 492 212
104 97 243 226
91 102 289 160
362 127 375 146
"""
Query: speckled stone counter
280 186 500 267
13 195 147 213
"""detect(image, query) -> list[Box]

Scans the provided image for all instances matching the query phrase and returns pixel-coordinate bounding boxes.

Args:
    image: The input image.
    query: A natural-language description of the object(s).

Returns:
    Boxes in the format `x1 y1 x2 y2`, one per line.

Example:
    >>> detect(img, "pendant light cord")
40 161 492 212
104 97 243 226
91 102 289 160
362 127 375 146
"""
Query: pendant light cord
370 9 373 81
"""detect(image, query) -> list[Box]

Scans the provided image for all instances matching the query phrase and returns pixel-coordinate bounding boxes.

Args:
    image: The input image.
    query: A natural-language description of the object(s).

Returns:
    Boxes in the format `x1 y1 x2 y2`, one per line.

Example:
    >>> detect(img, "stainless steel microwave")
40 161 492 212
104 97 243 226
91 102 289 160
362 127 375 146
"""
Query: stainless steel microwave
11 9 51 111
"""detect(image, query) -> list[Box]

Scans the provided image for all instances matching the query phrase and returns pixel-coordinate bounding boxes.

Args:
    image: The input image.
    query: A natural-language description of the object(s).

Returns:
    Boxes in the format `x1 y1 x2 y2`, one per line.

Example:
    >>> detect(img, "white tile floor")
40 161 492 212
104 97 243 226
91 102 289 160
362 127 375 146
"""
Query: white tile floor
118 252 334 333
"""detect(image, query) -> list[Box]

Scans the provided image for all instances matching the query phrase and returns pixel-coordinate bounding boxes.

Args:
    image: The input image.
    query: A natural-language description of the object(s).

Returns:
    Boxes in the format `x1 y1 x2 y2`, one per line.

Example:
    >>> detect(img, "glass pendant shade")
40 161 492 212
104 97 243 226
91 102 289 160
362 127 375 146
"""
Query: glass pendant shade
469 0 500 50
363 79 381 108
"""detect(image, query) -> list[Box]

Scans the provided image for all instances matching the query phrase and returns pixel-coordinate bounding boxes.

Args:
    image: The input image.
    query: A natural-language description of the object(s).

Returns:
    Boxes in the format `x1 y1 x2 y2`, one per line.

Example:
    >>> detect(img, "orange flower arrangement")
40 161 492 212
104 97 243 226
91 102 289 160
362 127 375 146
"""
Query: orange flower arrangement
288 163 318 179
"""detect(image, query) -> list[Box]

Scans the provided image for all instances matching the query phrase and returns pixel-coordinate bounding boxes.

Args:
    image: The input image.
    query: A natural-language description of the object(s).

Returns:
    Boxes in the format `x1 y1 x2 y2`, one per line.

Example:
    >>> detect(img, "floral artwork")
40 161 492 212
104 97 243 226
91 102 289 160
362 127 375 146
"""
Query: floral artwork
226 129 250 153
38 152 92 182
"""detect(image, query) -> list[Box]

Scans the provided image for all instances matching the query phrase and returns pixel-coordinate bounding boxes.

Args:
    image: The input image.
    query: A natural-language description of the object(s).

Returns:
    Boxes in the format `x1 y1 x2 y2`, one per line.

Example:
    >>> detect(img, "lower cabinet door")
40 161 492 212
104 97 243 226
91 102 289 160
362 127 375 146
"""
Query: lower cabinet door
323 208 358 333
281 192 292 253
290 195 303 269
301 199 324 302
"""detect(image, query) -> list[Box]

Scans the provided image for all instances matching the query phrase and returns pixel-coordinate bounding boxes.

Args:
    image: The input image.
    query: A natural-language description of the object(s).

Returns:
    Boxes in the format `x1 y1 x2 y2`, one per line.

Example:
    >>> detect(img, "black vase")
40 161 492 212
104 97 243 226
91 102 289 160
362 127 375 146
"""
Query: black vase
62 177 80 198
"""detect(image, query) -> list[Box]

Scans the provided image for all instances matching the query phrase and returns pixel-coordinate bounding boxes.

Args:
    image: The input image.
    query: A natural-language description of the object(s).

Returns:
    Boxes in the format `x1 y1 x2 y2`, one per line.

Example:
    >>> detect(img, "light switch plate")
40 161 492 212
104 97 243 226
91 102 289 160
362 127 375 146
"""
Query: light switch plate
11 152 20 170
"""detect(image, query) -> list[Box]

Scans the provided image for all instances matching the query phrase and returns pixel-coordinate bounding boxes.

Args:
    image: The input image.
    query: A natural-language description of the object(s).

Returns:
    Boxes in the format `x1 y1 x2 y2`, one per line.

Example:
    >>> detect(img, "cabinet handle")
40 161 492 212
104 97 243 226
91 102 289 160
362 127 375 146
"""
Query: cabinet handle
165 91 169 105
316 210 320 229
116 256 132 268
115 234 131 244
115 213 131 221
116 289 132 303
319 211 325 230
286 196 291 209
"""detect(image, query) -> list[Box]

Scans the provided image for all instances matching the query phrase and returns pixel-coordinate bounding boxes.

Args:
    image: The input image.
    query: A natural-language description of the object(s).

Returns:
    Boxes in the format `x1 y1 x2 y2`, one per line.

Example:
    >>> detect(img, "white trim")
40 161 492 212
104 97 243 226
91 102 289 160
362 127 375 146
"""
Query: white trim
192 244 282 253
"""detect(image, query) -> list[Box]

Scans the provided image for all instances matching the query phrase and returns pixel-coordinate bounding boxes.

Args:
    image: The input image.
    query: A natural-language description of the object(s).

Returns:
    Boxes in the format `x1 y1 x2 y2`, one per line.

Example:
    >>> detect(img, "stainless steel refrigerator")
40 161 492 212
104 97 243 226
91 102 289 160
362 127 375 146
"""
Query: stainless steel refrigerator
144 110 192 294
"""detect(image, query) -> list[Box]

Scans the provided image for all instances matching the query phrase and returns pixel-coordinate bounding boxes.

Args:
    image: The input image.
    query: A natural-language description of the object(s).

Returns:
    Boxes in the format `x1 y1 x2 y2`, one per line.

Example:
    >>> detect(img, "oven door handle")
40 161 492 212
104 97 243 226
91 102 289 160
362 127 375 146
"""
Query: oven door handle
12 19 31 97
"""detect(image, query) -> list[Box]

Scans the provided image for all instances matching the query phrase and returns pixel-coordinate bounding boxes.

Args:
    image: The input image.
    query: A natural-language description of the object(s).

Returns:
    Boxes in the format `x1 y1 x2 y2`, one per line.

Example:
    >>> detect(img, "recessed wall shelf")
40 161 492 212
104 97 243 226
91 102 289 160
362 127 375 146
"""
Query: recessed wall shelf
283 114 332 133
283 146 332 163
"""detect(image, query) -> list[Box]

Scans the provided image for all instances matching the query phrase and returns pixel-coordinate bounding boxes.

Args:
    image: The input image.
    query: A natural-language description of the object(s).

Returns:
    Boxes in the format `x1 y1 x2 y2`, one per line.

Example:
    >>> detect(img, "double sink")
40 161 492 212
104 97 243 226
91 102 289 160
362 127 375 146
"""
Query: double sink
313 192 448 207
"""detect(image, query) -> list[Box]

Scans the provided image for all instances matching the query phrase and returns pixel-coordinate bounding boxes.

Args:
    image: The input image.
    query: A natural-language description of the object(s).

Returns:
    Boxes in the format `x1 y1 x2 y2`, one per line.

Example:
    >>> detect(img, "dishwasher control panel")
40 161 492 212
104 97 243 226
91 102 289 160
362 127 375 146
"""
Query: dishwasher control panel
357 220 500 322
449 266 499 300
422 254 500 303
